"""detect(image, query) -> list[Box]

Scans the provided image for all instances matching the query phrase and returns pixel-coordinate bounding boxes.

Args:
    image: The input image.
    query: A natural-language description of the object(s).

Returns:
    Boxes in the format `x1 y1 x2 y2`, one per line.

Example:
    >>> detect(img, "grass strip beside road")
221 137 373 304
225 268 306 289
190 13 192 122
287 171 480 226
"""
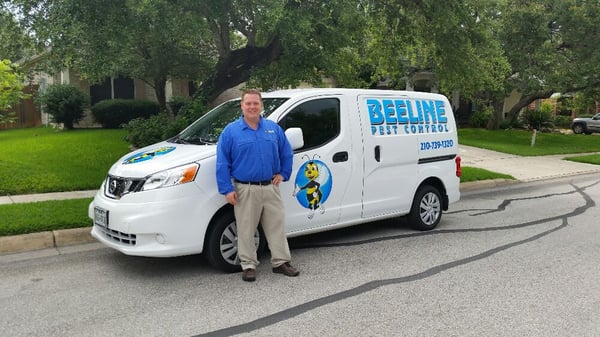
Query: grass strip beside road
0 198 92 236
460 167 514 183
566 154 600 165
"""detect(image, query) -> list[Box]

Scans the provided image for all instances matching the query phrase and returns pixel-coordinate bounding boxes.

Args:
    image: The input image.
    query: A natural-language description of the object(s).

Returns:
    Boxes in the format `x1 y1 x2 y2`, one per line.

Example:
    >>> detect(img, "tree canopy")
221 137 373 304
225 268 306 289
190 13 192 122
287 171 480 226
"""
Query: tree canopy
498 0 600 122
5 0 600 123
0 6 34 61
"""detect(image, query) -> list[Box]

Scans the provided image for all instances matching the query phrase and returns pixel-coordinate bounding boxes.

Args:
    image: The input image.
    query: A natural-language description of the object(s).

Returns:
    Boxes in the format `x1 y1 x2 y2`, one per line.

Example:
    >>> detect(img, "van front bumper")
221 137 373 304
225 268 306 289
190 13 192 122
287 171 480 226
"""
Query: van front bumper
88 183 221 257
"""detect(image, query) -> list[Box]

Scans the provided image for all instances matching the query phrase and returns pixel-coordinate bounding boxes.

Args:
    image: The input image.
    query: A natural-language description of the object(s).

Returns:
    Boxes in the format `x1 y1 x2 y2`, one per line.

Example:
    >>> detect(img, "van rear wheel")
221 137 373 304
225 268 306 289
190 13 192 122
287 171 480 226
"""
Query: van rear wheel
408 185 442 231
205 212 266 273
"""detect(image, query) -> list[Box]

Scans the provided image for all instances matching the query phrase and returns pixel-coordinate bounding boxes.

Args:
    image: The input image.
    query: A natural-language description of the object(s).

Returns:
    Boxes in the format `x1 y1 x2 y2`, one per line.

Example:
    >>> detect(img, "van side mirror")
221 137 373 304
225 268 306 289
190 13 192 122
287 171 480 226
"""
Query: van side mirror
285 127 304 150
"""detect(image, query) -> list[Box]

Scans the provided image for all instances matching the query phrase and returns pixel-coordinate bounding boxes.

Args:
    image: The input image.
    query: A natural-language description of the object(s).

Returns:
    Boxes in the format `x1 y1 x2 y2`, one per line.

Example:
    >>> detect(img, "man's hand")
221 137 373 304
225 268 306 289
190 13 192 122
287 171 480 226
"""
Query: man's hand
226 191 238 205
272 174 284 186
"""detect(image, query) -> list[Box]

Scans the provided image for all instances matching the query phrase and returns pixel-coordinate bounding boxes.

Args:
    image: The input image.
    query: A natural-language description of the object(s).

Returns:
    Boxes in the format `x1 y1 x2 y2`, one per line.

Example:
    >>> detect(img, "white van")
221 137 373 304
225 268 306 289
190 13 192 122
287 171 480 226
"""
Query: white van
89 88 461 272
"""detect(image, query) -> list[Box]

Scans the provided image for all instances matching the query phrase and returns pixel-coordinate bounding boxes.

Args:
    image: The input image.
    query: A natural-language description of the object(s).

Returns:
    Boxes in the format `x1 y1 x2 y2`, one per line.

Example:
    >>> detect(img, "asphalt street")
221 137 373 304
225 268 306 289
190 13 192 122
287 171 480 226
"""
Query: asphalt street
1 173 599 337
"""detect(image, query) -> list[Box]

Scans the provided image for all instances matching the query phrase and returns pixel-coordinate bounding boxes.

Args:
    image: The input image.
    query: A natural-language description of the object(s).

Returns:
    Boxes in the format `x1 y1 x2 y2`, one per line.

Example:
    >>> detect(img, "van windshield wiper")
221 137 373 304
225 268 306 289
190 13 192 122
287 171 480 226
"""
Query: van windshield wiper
170 135 189 144
172 135 214 145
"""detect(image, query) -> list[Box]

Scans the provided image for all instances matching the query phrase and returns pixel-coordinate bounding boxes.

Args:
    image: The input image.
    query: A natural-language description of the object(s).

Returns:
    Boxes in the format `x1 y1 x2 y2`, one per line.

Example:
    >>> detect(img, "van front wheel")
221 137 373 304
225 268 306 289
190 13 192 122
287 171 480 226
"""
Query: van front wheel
205 212 266 273
408 185 442 231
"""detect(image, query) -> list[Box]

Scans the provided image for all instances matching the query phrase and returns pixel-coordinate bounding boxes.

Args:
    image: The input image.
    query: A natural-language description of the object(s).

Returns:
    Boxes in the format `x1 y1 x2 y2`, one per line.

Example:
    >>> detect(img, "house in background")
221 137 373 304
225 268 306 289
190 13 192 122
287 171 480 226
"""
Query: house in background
5 55 194 130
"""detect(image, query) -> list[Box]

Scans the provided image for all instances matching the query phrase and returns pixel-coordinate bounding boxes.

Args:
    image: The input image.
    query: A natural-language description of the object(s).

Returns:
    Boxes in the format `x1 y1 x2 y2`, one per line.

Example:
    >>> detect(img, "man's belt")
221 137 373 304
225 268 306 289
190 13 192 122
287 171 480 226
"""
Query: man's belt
234 179 272 186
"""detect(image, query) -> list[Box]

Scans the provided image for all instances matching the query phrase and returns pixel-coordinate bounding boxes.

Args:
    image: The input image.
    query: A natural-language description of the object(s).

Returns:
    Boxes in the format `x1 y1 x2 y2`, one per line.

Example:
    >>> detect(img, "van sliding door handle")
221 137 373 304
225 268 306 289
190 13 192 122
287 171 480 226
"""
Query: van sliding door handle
332 151 348 162
374 145 380 162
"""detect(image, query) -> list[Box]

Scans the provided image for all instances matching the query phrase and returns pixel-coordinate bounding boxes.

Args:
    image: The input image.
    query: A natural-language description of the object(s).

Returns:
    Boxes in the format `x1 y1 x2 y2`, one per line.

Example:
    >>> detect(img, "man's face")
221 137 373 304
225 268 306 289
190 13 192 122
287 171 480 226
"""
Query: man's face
241 93 263 121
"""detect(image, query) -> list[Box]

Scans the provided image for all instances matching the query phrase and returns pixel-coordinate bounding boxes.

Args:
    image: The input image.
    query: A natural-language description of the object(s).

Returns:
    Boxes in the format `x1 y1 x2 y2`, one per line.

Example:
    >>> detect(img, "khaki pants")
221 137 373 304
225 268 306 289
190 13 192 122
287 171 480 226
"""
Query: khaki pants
234 182 292 270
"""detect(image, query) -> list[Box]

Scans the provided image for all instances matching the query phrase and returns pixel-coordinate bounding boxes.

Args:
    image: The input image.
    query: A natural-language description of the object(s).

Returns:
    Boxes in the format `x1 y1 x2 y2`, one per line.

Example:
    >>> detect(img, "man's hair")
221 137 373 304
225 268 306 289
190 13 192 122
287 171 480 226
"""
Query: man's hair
241 89 262 102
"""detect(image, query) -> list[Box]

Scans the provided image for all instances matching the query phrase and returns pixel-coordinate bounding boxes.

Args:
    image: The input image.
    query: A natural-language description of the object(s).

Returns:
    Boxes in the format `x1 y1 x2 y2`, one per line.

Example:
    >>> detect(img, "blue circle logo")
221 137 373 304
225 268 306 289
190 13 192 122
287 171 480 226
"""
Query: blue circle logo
293 159 332 210
123 146 176 164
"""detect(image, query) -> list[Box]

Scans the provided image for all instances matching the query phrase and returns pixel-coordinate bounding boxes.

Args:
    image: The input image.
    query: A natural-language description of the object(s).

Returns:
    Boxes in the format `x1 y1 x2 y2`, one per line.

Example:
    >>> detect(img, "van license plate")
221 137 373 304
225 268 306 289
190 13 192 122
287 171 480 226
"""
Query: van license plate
94 207 109 228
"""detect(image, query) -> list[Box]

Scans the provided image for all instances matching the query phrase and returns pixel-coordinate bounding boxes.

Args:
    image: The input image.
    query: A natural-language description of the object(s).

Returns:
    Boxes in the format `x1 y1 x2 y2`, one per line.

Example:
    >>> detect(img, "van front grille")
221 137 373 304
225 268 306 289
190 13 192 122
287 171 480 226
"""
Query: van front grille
104 175 144 199
95 224 137 246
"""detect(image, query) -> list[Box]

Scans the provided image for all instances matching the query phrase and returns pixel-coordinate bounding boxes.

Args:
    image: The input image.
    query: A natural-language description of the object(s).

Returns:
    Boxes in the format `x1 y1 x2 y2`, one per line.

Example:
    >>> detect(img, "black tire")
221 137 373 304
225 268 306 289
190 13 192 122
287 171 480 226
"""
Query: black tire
408 185 442 231
204 212 266 273
572 123 585 134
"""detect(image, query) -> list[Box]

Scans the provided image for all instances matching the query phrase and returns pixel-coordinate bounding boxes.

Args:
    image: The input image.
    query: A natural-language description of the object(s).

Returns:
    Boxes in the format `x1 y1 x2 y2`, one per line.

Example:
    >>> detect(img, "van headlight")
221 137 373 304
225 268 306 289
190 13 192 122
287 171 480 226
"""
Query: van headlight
142 163 199 191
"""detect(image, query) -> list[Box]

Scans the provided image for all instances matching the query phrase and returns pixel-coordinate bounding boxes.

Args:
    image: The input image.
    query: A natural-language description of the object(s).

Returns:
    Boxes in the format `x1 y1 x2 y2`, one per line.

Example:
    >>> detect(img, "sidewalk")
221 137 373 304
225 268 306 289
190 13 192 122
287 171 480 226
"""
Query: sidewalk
0 190 97 205
3 146 600 256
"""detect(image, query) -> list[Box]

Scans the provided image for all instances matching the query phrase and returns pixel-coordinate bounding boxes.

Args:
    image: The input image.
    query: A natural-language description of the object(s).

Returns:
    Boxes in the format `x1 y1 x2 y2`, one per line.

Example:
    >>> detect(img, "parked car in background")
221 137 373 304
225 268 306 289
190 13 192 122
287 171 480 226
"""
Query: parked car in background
571 113 600 134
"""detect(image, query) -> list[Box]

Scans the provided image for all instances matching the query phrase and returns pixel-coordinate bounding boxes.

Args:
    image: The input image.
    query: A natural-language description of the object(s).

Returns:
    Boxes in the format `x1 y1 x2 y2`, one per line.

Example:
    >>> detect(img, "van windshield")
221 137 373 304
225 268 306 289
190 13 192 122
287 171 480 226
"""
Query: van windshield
171 98 289 145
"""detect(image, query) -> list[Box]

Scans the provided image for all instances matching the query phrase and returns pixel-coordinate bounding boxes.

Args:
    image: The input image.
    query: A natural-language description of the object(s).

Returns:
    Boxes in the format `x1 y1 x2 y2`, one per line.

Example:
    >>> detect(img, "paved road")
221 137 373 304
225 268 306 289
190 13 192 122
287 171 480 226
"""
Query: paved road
2 173 599 337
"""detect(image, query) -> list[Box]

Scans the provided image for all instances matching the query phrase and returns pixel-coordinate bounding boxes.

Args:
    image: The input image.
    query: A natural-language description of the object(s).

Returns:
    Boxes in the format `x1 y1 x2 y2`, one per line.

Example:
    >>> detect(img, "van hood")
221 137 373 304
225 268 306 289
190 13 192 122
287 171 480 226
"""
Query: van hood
108 141 216 178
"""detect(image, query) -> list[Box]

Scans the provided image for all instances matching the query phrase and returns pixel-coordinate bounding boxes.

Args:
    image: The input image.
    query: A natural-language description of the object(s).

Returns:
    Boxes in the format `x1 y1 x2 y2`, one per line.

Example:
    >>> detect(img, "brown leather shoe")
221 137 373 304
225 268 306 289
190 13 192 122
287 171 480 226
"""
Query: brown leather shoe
272 262 299 277
242 268 256 282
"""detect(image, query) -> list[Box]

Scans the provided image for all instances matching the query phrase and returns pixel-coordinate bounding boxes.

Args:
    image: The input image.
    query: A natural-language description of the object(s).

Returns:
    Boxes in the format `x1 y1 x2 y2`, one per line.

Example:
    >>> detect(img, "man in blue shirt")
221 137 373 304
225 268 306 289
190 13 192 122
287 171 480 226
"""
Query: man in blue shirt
216 89 299 282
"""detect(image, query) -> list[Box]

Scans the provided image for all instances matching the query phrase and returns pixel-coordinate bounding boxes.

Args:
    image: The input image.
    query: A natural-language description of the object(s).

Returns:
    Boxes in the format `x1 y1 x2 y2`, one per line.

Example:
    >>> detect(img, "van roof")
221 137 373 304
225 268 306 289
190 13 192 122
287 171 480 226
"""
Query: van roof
261 88 449 100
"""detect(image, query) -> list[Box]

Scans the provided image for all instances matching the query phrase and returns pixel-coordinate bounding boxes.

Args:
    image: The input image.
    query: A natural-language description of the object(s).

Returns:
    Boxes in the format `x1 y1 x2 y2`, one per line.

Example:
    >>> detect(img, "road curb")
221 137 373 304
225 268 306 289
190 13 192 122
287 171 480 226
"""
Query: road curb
460 178 519 191
0 227 95 254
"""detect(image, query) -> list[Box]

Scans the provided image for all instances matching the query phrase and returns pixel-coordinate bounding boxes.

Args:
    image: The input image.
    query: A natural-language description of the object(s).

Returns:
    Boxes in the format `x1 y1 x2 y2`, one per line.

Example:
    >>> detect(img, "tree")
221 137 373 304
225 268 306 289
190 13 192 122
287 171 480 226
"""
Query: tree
0 59 24 113
17 0 600 132
37 84 88 129
365 0 510 98
10 0 215 115
184 0 369 102
10 0 369 107
498 0 600 124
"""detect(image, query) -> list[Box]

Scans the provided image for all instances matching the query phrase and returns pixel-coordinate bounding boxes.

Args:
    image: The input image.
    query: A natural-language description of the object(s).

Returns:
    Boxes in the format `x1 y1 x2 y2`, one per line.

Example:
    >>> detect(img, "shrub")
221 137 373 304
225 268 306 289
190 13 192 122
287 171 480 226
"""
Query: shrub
553 115 572 129
520 109 552 130
91 99 160 128
37 84 89 129
168 96 191 117
498 120 512 130
124 97 209 148
0 111 16 125
124 114 191 148
469 109 493 128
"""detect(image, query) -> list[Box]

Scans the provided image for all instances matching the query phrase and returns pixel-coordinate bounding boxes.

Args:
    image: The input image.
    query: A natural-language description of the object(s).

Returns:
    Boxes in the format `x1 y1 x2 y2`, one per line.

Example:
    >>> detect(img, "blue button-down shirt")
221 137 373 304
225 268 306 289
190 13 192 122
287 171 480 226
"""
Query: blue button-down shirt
216 116 293 195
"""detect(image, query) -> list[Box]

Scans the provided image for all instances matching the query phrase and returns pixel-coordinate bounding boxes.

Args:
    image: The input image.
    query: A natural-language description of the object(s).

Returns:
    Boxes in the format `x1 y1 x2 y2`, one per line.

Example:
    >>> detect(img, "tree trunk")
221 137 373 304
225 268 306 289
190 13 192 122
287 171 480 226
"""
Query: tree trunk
488 100 505 129
195 38 283 103
153 77 170 117
507 91 554 124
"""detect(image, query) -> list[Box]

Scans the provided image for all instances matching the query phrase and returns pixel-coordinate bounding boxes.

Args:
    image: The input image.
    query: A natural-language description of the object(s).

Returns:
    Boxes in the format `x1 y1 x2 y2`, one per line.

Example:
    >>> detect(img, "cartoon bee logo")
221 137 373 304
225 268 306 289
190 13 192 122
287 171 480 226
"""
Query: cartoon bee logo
293 154 332 219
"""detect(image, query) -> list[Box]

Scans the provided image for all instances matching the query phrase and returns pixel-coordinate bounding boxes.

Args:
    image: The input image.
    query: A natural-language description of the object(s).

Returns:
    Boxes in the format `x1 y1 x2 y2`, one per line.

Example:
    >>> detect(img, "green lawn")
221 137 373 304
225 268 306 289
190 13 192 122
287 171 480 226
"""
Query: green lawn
459 128 600 156
0 127 130 195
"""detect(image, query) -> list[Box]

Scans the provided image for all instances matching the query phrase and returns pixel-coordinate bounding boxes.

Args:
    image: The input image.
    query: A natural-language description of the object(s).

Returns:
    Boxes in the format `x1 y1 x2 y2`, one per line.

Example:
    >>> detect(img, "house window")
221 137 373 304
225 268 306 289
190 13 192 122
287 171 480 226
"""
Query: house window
114 77 134 99
90 77 135 105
